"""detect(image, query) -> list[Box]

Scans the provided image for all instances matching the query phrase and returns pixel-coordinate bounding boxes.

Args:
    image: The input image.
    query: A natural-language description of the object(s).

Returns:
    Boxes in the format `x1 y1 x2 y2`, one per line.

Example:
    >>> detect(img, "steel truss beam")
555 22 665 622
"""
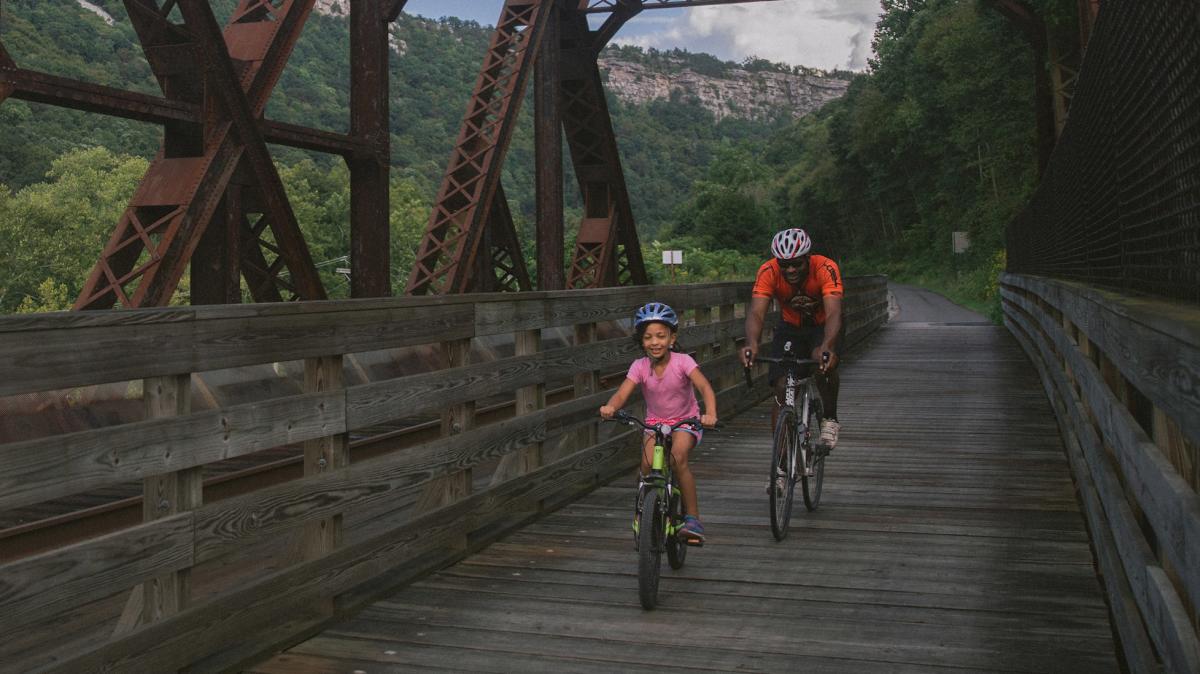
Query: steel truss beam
580 0 776 12
406 0 550 295
561 8 646 289
0 66 364 155
74 0 326 309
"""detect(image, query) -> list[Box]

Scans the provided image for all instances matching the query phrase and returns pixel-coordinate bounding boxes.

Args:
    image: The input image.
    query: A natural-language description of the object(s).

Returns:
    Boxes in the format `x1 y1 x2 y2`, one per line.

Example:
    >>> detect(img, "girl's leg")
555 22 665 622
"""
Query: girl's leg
640 433 655 475
670 430 699 518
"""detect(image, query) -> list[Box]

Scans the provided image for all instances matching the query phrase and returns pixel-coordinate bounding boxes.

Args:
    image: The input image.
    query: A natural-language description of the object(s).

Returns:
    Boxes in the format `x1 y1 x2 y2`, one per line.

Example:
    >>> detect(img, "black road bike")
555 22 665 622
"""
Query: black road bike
745 342 831 541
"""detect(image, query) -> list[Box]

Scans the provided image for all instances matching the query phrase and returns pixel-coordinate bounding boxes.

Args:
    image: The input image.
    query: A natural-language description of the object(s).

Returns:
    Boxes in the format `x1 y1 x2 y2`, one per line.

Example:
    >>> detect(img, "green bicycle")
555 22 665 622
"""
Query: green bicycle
609 410 704 610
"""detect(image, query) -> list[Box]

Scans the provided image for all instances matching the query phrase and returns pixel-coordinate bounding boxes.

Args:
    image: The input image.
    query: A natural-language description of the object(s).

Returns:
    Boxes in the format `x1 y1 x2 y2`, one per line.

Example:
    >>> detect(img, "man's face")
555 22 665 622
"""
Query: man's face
779 255 810 286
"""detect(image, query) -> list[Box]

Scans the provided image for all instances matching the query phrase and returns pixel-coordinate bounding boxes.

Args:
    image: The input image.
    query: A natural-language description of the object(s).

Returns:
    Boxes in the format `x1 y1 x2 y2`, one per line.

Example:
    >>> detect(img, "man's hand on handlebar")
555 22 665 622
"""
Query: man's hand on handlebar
812 347 839 374
700 413 717 428
742 346 757 368
599 404 616 419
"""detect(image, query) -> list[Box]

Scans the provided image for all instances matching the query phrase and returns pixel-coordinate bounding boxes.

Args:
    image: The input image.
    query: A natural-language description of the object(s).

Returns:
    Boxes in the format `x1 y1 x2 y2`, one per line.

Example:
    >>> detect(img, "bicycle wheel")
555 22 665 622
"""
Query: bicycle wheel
769 408 797 541
666 488 687 569
637 488 663 609
802 396 825 511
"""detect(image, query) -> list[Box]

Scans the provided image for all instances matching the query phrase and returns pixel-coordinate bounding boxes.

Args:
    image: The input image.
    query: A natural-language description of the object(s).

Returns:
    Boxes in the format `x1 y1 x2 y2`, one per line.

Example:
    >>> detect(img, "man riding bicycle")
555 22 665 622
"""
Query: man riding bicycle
741 227 843 449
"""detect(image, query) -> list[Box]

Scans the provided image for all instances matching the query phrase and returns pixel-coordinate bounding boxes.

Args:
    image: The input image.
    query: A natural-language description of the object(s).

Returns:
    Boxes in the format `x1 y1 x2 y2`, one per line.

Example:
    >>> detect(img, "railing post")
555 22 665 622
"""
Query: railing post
301 355 347 560
694 306 713 364
128 374 198 628
719 303 736 391
574 322 598 450
417 339 474 518
492 328 544 486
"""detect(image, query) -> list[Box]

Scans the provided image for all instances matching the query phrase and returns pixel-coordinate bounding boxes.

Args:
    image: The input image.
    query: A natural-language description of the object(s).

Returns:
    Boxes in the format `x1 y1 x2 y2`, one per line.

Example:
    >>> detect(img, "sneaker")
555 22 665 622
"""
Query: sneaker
680 515 705 541
765 467 786 495
820 420 841 449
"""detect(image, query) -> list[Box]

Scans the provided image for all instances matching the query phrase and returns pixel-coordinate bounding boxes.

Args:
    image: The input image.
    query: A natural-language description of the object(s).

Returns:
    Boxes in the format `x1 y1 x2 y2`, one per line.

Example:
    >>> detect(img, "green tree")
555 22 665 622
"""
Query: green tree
0 147 147 313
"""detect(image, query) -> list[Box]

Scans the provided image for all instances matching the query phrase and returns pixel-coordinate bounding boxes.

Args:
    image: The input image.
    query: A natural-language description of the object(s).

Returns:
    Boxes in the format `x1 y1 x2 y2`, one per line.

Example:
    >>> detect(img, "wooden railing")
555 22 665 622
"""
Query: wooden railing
1001 273 1200 674
0 278 888 673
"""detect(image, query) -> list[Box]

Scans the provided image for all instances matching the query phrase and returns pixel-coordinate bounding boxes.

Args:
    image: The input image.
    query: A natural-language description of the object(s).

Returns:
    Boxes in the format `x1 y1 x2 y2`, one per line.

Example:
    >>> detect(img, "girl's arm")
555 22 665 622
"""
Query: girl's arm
599 378 638 419
688 368 718 427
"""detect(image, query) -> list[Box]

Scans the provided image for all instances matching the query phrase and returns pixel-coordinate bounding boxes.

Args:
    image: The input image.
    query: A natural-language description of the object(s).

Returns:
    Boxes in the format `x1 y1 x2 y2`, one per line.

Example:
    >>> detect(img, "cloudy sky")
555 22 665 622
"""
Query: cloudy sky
403 1 882 72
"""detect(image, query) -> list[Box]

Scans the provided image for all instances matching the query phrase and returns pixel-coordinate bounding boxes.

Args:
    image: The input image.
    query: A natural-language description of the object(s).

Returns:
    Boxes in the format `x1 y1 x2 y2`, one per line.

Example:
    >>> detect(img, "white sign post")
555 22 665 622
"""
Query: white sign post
662 250 683 283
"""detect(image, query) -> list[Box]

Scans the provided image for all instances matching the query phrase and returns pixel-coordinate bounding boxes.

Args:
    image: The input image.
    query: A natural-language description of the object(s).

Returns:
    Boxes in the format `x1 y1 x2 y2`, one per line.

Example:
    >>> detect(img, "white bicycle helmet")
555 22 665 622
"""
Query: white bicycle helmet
634 302 678 330
771 228 812 260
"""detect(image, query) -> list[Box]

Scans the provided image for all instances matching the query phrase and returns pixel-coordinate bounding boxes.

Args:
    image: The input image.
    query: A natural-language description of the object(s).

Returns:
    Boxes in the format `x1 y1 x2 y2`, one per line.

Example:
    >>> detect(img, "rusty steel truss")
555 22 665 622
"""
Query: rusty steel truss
0 0 778 306
407 0 779 294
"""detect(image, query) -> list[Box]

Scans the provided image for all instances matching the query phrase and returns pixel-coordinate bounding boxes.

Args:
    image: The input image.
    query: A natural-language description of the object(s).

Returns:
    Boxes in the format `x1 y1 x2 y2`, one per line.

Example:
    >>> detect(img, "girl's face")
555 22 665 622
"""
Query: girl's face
641 322 676 360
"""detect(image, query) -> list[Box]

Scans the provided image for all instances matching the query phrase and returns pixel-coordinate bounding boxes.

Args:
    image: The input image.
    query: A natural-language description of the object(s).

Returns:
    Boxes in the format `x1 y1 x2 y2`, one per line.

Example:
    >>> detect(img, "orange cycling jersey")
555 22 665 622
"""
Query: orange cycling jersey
751 255 843 327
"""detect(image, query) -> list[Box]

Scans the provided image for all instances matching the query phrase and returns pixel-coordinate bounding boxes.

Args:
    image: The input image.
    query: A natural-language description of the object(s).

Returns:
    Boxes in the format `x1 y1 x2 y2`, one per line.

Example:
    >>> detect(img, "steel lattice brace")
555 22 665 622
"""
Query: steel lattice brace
72 0 326 309
406 0 549 295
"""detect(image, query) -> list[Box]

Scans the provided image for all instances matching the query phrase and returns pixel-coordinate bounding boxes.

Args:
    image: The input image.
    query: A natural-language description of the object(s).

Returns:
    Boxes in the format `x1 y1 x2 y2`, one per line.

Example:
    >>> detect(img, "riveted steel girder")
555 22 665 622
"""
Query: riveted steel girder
74 0 326 309
406 0 551 295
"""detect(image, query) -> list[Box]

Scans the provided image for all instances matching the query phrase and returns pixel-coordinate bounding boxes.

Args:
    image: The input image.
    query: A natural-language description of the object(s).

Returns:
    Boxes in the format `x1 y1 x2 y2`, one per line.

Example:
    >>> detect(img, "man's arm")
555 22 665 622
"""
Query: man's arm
816 294 843 372
742 296 772 367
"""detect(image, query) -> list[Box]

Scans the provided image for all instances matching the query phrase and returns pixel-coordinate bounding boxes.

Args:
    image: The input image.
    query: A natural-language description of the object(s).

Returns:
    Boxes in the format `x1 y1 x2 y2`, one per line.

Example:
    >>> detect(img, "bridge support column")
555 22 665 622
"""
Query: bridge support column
349 0 392 298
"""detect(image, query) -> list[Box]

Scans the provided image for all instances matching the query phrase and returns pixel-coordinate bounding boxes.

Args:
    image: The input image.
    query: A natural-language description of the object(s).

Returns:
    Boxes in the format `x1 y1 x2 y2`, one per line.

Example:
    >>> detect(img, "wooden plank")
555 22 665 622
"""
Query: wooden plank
1006 316 1160 673
0 513 193 631
1005 302 1199 672
416 339 475 516
0 303 476 395
1004 288 1200 612
54 429 641 673
0 390 343 512
1002 273 1200 448
192 409 546 563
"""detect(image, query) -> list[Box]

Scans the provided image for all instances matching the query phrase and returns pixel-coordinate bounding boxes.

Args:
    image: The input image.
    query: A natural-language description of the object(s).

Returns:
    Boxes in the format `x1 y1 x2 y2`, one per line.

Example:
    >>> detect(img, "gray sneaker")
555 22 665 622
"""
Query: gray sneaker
820 420 841 449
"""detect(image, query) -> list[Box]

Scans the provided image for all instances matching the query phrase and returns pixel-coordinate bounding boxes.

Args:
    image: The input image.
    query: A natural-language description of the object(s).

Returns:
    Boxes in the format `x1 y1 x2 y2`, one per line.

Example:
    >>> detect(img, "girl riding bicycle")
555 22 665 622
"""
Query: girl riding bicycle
600 302 718 541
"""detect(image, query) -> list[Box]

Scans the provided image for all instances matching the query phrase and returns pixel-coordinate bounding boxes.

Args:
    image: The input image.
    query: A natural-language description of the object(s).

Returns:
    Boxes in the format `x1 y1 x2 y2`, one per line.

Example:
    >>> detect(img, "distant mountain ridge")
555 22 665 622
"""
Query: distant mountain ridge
308 1 849 122
598 54 850 121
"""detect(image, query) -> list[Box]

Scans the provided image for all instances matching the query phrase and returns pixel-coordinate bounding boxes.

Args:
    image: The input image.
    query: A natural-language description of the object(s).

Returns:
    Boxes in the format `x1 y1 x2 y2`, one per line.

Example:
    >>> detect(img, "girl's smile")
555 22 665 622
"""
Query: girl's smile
642 322 676 361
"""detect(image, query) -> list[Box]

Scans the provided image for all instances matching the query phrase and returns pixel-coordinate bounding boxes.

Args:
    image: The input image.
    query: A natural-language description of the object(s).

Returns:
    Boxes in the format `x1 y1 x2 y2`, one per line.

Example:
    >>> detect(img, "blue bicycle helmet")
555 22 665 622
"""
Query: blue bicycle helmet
634 302 678 330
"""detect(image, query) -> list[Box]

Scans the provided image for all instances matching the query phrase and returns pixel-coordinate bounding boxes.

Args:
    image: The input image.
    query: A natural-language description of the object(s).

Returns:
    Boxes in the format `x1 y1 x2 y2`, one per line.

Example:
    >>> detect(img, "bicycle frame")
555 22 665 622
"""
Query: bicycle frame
611 412 701 544
749 343 828 479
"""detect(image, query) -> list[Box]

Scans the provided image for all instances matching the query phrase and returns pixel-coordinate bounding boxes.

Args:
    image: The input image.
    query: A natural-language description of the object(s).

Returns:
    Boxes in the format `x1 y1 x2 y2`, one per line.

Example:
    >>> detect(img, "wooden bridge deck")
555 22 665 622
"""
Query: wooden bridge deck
250 321 1119 673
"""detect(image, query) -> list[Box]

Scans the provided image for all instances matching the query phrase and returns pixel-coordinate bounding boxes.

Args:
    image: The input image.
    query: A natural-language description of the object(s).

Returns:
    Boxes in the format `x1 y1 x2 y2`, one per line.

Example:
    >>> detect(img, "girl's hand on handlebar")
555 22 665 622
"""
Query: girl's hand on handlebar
599 405 616 419
701 413 717 428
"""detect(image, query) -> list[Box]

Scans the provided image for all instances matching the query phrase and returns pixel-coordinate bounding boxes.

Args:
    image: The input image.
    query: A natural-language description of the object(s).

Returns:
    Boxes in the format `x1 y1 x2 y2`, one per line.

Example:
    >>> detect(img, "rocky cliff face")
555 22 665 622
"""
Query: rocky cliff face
598 56 850 121
308 3 848 121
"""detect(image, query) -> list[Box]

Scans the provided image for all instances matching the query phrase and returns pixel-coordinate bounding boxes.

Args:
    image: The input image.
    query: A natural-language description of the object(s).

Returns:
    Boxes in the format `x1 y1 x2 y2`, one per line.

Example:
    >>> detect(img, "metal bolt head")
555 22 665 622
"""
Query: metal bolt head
317 457 328 470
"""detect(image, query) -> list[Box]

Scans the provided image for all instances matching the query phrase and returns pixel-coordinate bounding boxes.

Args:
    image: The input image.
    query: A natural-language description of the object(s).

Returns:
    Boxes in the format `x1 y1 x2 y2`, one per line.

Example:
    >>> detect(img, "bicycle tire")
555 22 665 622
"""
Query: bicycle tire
637 488 663 609
666 489 687 569
802 395 825 511
769 409 796 541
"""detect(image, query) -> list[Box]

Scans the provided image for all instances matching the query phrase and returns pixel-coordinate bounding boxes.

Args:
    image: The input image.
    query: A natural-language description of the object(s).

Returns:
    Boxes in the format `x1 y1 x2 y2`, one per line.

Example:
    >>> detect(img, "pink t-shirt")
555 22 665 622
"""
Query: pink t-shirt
627 352 701 423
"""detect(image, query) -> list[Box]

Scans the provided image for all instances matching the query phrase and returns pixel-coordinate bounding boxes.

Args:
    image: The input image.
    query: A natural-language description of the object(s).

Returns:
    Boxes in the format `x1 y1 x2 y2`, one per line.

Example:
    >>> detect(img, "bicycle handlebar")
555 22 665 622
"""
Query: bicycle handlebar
743 349 829 389
606 411 706 434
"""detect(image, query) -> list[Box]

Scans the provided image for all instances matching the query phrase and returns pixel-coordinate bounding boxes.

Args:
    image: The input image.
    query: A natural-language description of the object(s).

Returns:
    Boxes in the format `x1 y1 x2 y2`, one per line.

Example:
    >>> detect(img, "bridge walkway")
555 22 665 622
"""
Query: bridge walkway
250 305 1119 672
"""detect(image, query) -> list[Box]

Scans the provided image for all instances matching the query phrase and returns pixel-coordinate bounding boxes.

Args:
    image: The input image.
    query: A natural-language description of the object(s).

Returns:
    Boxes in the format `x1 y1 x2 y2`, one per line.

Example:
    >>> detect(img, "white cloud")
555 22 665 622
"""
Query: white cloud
614 0 881 71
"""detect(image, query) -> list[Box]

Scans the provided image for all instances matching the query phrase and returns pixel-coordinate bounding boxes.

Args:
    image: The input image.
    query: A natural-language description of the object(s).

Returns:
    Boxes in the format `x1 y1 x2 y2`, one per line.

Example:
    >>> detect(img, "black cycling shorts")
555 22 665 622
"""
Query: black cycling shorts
767 322 825 386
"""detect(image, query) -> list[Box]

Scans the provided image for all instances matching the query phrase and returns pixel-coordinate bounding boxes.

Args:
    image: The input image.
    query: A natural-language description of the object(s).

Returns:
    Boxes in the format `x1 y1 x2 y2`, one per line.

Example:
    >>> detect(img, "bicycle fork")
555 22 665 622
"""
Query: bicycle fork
633 442 676 549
